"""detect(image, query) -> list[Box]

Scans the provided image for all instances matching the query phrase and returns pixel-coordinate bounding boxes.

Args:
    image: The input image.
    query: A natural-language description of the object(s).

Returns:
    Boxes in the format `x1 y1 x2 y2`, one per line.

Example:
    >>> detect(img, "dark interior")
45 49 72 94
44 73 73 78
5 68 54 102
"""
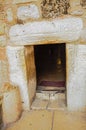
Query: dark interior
34 43 66 91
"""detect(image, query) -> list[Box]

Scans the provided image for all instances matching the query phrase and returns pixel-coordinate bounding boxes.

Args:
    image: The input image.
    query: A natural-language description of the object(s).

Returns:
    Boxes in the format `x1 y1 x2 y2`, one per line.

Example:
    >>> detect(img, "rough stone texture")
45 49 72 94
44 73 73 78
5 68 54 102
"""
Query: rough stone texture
25 46 36 105
80 29 86 43
0 103 2 129
6 110 86 130
31 98 49 110
66 44 86 111
9 17 83 45
0 47 9 88
2 87 22 125
0 61 9 88
81 0 86 7
0 47 6 60
41 0 70 18
0 3 5 21
53 110 86 130
13 0 39 4
6 110 53 130
48 93 66 110
36 92 50 100
6 8 14 22
69 0 83 16
6 46 30 110
0 21 5 35
31 92 66 110
0 36 6 47
17 4 40 22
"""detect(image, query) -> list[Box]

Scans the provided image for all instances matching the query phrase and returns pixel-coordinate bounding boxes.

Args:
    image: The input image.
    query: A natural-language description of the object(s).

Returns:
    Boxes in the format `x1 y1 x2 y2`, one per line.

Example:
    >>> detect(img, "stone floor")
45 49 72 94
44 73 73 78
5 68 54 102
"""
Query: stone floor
4 109 86 130
2 91 86 130
31 92 66 110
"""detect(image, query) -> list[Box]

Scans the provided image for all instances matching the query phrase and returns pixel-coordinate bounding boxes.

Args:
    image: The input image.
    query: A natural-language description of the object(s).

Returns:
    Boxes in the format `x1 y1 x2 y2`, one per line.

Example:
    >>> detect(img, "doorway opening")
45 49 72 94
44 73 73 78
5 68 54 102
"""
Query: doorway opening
34 43 66 92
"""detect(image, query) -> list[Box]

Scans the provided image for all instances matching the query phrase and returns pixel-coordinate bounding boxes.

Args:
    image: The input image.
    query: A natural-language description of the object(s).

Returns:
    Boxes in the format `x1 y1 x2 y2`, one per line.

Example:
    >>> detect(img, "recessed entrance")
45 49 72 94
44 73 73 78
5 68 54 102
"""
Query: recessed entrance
34 43 66 92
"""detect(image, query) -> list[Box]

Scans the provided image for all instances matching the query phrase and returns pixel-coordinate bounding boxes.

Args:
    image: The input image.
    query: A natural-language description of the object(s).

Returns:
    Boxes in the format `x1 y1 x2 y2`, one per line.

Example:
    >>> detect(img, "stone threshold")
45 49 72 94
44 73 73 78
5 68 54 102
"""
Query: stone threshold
31 92 66 110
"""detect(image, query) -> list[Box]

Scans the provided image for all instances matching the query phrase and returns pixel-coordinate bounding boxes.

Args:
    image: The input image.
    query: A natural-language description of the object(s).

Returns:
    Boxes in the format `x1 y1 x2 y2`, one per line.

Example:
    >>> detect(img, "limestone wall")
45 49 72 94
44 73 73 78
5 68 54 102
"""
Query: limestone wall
66 44 86 110
0 0 86 111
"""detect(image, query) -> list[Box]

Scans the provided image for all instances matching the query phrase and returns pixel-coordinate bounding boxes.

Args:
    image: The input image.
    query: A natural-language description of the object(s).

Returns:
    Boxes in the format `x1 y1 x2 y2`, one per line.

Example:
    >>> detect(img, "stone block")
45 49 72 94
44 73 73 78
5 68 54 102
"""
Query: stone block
69 0 83 16
31 98 49 110
6 110 53 130
53 111 86 130
0 36 6 46
0 21 5 35
6 46 30 110
0 47 6 60
67 44 86 111
9 17 83 45
80 28 86 43
6 8 14 22
17 4 40 22
2 84 22 125
0 61 9 88
13 0 40 4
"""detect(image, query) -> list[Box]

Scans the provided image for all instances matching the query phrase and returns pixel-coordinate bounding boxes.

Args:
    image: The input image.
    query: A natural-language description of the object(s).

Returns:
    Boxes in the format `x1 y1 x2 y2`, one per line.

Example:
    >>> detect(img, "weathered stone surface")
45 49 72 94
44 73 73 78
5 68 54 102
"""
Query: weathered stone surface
69 0 83 16
6 110 53 130
6 8 14 22
17 4 40 22
53 111 86 130
80 29 86 43
36 92 49 100
0 47 6 60
13 0 39 4
66 44 86 110
0 21 5 35
0 36 6 46
81 0 86 8
6 46 30 110
25 46 36 104
0 61 9 88
0 3 5 21
31 98 49 110
41 0 70 18
2 85 22 125
9 17 83 45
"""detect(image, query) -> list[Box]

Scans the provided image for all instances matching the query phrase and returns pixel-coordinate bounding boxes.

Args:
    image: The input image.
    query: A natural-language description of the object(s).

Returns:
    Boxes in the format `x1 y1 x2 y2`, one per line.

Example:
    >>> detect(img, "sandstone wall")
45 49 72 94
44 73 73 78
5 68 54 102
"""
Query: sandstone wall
0 0 86 110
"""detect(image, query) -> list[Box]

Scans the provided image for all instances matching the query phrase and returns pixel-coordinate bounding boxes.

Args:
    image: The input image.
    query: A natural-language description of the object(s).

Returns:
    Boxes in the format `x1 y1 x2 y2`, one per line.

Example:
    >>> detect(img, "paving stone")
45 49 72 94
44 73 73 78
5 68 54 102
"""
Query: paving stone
36 92 49 100
6 110 53 130
48 93 66 110
31 98 49 110
53 111 86 130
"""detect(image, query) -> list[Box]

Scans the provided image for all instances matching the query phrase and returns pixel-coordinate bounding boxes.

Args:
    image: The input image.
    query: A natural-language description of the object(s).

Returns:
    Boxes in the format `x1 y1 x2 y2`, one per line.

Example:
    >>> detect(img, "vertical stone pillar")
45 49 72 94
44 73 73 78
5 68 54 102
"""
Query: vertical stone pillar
25 46 36 104
0 47 9 88
66 43 86 111
6 46 30 110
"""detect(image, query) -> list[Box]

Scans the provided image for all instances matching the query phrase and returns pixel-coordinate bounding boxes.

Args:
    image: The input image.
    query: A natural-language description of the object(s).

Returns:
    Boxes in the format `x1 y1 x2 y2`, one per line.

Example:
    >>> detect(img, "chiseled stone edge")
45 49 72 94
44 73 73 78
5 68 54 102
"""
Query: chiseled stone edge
6 46 30 110
67 44 86 110
9 16 83 45
13 0 40 4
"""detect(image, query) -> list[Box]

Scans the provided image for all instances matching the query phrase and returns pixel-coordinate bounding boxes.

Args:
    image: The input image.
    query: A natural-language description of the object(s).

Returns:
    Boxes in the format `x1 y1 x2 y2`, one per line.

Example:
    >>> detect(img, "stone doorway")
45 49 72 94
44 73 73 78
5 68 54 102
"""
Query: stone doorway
31 43 66 110
34 43 66 92
6 44 86 111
